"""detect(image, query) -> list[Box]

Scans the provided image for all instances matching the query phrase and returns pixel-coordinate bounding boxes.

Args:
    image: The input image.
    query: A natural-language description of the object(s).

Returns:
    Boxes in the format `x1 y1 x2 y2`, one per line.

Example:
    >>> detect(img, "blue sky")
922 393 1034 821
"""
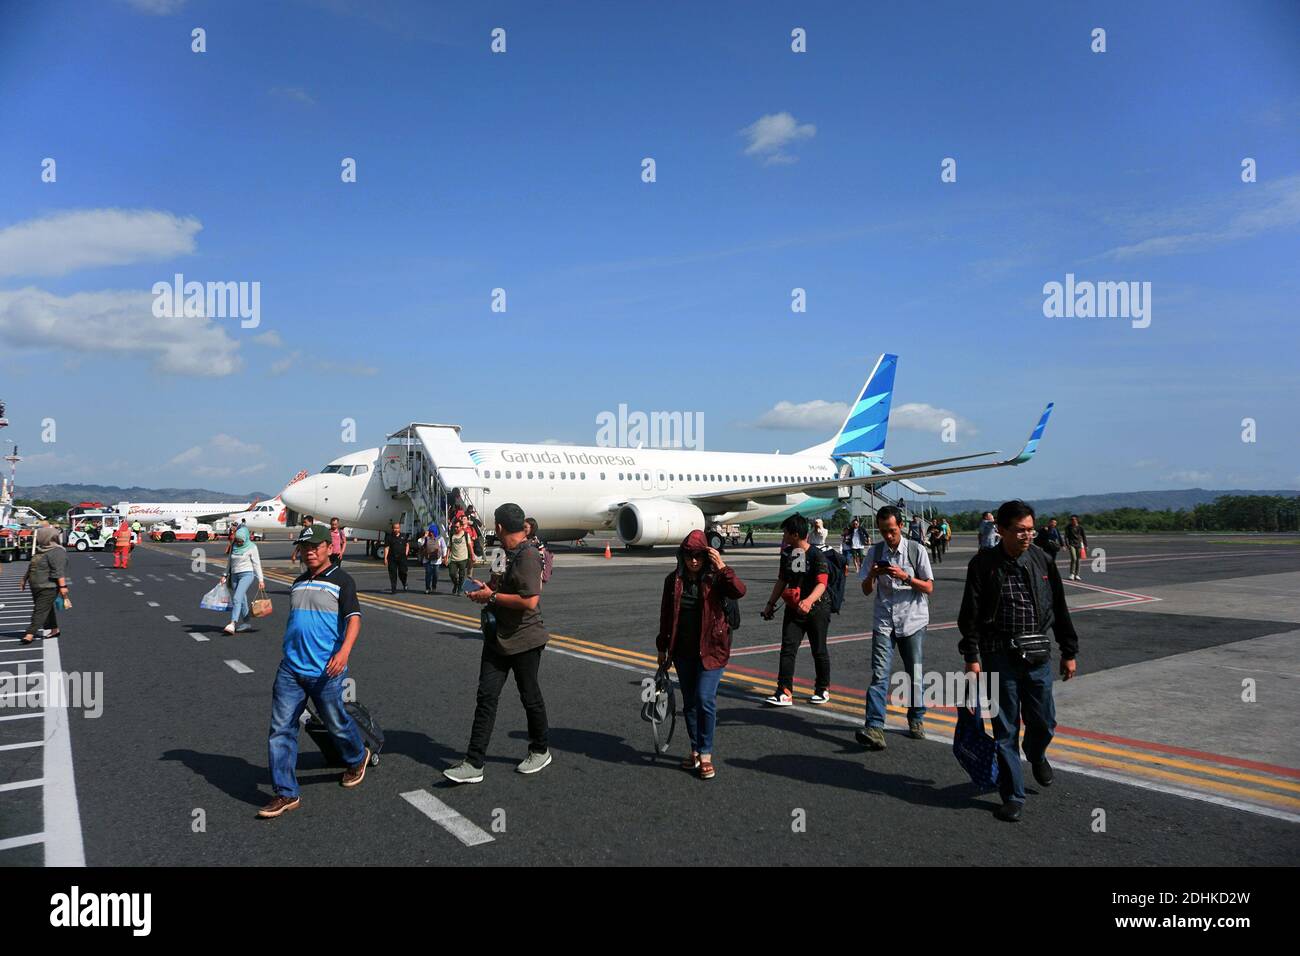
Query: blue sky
1 0 1298 500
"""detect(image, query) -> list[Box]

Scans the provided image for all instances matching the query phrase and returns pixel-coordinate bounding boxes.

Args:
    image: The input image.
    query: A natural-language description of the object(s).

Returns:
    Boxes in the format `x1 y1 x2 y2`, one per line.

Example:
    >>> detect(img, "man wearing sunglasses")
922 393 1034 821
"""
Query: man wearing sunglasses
957 499 1079 823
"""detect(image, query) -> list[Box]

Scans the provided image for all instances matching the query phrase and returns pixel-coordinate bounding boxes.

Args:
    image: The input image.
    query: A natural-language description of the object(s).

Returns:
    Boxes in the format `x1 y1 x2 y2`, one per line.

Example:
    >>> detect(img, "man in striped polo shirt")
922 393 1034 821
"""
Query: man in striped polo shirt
259 524 370 819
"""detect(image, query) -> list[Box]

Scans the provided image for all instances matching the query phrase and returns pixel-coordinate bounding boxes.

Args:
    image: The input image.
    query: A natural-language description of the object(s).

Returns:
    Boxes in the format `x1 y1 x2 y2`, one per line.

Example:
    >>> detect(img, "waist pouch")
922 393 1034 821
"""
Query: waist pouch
981 633 1051 667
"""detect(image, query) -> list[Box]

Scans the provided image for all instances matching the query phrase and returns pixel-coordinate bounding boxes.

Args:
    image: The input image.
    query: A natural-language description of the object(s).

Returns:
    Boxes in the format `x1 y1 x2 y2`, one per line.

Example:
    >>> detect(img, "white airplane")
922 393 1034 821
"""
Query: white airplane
116 500 251 524
223 470 310 535
282 354 1055 548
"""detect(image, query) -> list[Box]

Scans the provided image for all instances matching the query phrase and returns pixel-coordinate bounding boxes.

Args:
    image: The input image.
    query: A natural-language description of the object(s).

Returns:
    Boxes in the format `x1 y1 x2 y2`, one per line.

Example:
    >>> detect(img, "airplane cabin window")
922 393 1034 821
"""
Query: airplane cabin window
549 472 555 480
528 471 534 479
600 472 606 480
581 472 586 480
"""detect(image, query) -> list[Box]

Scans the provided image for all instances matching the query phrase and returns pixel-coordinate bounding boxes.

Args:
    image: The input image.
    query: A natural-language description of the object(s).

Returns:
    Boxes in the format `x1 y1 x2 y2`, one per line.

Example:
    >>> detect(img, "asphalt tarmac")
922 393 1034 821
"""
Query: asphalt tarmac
2 533 1297 866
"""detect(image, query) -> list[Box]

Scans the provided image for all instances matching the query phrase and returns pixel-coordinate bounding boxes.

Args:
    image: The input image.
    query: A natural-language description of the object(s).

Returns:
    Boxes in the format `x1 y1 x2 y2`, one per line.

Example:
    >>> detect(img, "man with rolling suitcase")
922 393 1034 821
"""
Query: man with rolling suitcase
259 524 372 819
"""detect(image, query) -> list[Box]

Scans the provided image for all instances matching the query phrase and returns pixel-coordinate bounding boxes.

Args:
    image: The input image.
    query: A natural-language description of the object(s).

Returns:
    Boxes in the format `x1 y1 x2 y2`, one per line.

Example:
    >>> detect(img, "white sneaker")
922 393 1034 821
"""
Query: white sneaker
516 750 552 774
223 623 236 634
764 691 794 707
809 690 832 705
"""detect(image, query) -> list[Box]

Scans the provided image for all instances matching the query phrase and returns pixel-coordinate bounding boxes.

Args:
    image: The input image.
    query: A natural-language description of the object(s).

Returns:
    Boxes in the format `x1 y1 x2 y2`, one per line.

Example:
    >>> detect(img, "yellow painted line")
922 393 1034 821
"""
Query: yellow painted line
1059 751 1300 810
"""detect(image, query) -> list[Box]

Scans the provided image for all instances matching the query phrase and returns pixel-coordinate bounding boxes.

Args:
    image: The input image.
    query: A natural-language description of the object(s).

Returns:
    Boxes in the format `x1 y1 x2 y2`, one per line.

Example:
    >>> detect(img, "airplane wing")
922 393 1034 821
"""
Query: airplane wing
690 404 1054 506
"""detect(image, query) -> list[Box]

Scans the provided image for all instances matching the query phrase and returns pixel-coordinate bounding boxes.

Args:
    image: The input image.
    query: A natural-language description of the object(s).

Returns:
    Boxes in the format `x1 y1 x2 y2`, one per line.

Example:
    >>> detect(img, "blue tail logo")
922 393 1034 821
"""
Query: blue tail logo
831 353 897 458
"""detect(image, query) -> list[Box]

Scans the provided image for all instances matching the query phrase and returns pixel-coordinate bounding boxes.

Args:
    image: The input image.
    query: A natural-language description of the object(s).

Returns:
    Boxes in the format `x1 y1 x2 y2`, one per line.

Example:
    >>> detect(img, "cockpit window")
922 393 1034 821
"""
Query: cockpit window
321 464 343 474
352 464 368 476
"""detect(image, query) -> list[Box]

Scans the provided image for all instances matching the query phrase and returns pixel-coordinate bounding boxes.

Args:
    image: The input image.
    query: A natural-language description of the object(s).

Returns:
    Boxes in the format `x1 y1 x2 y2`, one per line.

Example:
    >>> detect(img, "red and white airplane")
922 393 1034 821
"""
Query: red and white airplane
223 470 310 534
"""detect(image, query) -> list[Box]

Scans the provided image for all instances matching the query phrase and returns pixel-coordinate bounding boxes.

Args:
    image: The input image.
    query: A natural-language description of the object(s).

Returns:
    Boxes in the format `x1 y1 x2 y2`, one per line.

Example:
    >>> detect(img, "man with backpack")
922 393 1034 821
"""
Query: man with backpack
761 514 833 707
858 505 934 750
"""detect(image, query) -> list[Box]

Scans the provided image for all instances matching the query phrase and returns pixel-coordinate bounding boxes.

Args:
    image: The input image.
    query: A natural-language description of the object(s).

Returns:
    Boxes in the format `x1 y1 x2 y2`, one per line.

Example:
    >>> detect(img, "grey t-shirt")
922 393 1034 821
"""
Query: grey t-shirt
490 542 548 655
29 546 68 590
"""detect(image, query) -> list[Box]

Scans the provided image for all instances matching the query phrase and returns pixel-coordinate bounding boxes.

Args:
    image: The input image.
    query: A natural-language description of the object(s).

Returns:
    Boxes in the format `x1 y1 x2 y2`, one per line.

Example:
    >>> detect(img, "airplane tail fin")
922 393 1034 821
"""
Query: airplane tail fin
830 353 897 458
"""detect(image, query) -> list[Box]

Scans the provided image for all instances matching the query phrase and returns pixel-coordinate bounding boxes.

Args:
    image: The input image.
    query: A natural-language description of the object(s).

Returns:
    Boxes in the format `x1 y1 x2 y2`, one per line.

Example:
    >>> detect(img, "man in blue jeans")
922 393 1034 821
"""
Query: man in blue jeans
858 506 934 751
259 523 370 819
958 499 1079 823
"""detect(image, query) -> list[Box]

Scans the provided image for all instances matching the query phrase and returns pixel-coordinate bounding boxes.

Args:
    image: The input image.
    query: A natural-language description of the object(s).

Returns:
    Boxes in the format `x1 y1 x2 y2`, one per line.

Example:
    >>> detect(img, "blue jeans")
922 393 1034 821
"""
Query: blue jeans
424 560 439 591
230 571 255 625
673 655 724 755
865 625 926 728
985 649 1056 804
268 660 365 798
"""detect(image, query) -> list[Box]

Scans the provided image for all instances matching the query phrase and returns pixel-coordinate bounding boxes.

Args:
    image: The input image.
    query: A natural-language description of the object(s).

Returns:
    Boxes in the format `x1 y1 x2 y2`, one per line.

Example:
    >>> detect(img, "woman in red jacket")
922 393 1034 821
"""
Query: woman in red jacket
656 529 746 779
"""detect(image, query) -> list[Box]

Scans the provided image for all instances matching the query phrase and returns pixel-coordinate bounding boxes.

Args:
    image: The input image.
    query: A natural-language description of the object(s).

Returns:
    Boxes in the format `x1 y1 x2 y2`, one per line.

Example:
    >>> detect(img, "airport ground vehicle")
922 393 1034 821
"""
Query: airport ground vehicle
66 512 138 552
148 517 215 542
0 526 26 562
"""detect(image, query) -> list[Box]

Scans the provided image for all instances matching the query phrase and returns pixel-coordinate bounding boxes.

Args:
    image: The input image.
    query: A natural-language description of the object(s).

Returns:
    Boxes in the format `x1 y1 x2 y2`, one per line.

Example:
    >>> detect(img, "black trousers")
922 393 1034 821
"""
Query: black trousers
387 560 408 589
26 587 58 637
777 605 831 694
466 643 548 768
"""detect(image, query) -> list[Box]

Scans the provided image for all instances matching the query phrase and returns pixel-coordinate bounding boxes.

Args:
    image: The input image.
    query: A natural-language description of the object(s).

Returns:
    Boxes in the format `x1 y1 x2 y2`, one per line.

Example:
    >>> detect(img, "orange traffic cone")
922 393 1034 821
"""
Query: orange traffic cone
604 542 612 559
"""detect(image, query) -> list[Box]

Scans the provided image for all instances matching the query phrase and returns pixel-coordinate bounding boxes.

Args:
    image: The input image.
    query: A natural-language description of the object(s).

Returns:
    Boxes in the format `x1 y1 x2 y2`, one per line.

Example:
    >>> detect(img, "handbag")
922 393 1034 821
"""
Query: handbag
1009 633 1051 667
250 585 273 618
640 662 677 755
953 702 1000 790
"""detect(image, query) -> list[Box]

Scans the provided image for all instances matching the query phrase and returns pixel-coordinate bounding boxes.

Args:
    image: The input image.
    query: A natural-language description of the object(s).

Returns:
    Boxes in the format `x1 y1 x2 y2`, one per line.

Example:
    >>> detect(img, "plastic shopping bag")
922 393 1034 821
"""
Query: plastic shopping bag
200 580 233 612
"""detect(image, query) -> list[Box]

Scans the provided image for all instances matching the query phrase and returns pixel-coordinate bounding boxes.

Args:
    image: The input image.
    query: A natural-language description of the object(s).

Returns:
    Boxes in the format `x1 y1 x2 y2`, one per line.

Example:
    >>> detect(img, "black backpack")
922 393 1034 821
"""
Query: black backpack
723 595 741 631
823 547 847 614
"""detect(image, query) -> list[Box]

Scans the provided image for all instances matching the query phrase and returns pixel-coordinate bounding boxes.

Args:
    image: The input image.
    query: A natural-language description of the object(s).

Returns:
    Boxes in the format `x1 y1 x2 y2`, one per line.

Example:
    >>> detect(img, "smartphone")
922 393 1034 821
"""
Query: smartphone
462 579 484 593
874 561 893 572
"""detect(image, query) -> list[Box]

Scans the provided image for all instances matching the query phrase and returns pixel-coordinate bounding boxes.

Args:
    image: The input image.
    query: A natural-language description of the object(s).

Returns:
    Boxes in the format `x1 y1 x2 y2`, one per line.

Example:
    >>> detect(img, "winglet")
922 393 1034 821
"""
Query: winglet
1011 403 1054 464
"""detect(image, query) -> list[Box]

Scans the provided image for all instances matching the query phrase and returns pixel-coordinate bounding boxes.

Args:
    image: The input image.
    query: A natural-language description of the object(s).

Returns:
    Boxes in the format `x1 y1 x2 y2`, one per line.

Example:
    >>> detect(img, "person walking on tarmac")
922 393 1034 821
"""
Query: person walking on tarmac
20 526 68 645
418 523 444 594
383 521 410 593
655 530 746 779
761 515 833 707
222 526 265 634
446 516 475 595
1064 514 1088 581
112 518 133 569
958 500 1079 823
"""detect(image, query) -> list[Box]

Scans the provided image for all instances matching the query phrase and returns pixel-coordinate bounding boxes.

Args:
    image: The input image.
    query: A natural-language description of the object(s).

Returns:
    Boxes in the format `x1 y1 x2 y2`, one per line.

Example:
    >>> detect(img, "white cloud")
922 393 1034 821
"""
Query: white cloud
0 209 201 278
270 350 303 375
741 112 816 165
1099 174 1300 261
756 399 847 431
168 447 202 466
211 433 262 455
124 0 186 13
1165 469 1212 484
252 330 283 347
0 287 241 376
891 402 977 436
270 86 317 106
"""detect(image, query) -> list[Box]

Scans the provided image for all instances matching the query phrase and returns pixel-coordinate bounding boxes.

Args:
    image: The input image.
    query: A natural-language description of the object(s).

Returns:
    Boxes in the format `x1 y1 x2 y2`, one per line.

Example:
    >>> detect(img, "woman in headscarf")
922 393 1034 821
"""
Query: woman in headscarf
20 525 68 645
221 525 264 634
654 529 746 779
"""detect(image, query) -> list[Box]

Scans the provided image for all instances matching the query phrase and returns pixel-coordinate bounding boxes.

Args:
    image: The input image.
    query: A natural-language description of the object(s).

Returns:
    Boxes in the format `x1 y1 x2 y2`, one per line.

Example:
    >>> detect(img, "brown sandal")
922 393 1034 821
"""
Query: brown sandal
681 752 700 771
699 757 716 780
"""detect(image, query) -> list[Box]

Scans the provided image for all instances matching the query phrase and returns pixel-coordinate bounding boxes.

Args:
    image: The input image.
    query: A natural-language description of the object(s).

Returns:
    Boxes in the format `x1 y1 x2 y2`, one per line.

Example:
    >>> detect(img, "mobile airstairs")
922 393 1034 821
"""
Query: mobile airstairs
380 424 488 536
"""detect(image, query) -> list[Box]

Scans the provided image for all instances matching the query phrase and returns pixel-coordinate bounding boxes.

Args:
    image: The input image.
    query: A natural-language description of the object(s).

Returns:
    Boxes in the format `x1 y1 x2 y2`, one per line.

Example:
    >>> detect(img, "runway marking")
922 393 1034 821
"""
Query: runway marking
0 712 42 721
0 658 46 666
400 790 495 847
0 777 44 793
148 602 160 608
0 740 44 751
169 574 185 581
41 637 85 866
224 659 253 674
84 577 95 585
164 615 180 622
0 833 44 852
149 574 164 581
189 632 210 643
133 591 144 596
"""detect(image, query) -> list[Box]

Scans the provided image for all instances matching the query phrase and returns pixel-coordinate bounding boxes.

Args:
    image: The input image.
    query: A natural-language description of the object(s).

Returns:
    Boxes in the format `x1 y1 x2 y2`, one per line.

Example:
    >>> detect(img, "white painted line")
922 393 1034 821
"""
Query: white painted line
169 574 184 581
0 658 45 666
189 632 210 643
0 777 44 793
225 659 253 674
0 832 45 852
0 740 43 752
149 574 164 581
164 615 180 622
42 637 85 866
133 591 144 596
148 602 160 608
400 790 495 847
0 646 41 654
84 577 95 585
0 690 44 703
0 712 43 721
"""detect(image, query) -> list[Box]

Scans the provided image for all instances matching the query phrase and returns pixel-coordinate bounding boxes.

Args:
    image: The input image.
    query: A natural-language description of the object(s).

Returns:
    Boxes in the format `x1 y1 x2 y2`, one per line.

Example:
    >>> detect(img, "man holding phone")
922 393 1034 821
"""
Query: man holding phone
859 506 934 750
443 503 551 784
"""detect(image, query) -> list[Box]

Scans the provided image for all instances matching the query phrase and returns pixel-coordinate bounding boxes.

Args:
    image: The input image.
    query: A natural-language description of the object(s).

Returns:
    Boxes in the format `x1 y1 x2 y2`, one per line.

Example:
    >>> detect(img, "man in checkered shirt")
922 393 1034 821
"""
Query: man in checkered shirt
958 499 1079 823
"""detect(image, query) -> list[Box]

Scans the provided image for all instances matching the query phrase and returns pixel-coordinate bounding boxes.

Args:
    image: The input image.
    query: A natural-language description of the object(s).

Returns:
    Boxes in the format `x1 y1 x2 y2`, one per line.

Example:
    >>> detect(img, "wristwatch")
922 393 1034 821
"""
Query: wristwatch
487 592 498 607
903 575 913 587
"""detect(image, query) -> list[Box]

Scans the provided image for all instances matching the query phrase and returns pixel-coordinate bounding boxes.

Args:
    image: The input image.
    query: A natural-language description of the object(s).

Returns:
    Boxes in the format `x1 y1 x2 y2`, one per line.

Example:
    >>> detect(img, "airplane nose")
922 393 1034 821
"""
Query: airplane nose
282 475 322 515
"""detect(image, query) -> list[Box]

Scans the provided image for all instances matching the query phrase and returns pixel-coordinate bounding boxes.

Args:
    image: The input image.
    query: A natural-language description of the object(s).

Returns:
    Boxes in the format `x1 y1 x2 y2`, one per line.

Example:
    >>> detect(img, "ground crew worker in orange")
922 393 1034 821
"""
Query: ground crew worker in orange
113 521 133 569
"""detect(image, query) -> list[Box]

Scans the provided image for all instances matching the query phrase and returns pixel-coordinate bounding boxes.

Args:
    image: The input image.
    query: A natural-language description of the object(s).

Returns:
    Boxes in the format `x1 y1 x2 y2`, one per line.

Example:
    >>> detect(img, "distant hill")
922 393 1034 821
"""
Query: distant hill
16 483 272 504
931 488 1300 515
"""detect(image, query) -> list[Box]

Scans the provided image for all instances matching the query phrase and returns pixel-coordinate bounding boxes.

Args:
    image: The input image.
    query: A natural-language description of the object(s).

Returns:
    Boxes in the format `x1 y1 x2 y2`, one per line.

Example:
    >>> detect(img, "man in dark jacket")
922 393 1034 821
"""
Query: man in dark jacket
655 529 746 779
958 499 1079 822
1064 514 1088 581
